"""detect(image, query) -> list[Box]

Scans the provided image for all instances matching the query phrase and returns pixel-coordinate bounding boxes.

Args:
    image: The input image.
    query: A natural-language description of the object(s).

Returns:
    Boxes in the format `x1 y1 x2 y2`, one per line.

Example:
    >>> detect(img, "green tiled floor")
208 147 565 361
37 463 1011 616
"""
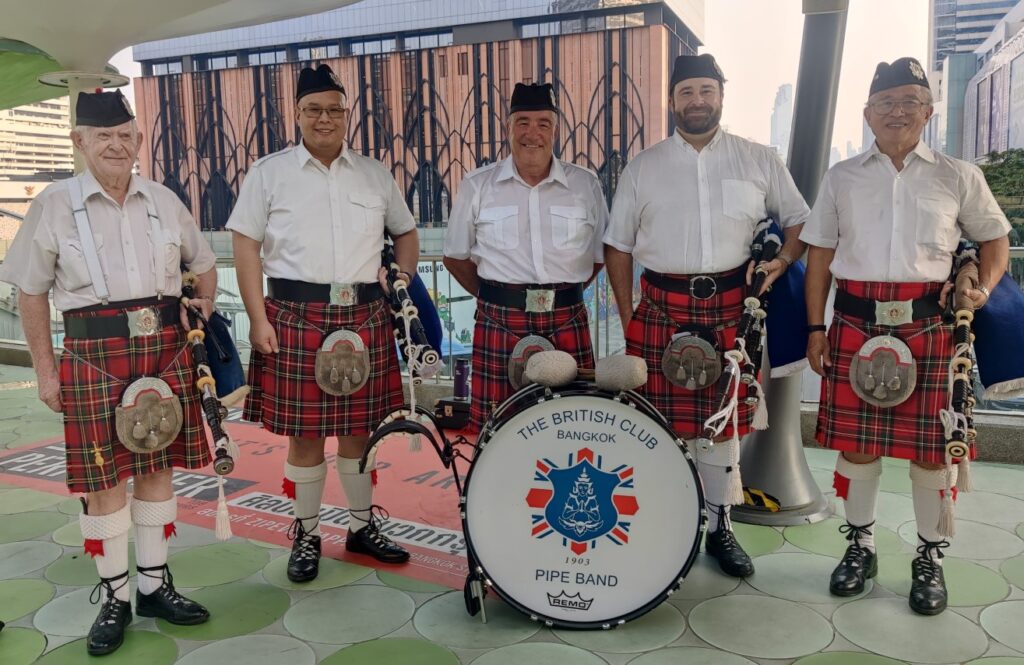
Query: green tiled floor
1 375 1023 664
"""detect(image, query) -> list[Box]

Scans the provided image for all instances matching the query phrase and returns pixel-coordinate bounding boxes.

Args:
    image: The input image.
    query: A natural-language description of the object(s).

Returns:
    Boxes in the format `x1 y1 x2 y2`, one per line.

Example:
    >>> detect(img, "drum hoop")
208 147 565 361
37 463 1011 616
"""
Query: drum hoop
462 386 706 629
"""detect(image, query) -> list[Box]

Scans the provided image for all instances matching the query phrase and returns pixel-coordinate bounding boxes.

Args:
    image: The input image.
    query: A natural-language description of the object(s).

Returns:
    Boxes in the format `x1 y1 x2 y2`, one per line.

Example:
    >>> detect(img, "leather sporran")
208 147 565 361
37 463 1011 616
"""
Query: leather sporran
849 335 917 408
115 377 183 454
508 335 555 390
315 329 370 396
662 329 722 391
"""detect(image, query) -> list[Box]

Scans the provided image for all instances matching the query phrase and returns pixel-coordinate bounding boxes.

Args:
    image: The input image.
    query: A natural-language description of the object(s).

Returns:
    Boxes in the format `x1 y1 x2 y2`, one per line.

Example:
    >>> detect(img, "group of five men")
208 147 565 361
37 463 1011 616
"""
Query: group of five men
0 51 1010 656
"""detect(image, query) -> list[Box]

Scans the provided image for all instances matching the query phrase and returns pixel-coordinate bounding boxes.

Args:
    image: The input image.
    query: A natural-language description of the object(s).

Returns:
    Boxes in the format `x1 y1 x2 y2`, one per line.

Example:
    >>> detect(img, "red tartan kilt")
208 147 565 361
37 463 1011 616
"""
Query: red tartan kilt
625 272 755 439
816 280 962 465
242 297 403 437
60 322 210 493
469 301 594 431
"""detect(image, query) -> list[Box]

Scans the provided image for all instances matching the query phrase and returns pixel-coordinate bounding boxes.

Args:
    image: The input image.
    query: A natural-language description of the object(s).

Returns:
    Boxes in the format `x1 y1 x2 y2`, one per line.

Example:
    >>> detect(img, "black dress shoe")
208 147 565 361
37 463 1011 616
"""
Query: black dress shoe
87 573 132 656
909 555 947 615
705 526 754 578
830 544 877 596
346 512 410 564
286 518 322 583
135 565 210 625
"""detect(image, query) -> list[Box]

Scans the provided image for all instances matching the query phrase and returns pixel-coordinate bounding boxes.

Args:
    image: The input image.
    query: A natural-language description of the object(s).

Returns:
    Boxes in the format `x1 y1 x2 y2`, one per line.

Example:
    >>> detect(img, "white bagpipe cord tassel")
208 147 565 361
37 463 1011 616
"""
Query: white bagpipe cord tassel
225 436 240 465
957 456 973 493
937 464 956 539
403 315 422 452
215 475 232 540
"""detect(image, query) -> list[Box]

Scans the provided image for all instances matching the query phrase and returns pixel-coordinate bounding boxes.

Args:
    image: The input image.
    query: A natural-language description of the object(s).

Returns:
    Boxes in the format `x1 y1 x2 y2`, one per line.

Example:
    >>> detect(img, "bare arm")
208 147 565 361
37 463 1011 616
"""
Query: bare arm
805 245 835 376
392 228 420 277
443 256 480 297
974 235 1010 306
180 266 218 328
604 245 634 333
586 263 604 288
19 290 61 412
232 231 277 354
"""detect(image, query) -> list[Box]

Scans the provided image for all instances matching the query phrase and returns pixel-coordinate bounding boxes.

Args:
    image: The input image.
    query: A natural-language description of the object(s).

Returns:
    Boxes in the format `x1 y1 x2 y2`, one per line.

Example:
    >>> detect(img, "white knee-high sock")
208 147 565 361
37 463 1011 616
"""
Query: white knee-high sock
131 496 177 595
692 437 743 532
336 456 373 533
284 461 328 536
834 455 883 552
80 502 132 603
911 462 958 563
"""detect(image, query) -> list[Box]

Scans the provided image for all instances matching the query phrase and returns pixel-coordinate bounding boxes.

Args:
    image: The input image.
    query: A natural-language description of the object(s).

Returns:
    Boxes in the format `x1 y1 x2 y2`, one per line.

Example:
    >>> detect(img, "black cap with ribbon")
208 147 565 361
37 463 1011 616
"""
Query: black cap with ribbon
296 64 346 101
75 90 134 128
509 82 557 113
869 57 930 96
670 53 725 92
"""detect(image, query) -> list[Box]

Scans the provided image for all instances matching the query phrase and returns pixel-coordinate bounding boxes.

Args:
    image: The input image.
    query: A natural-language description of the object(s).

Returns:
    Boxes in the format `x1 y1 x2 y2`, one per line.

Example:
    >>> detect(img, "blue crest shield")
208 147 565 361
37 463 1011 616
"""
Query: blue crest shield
544 460 620 542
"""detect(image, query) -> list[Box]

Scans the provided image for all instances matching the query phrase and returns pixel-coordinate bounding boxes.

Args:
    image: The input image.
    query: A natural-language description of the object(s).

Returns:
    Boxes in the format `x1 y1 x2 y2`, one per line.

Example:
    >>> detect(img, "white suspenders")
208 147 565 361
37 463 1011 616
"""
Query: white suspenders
65 176 167 303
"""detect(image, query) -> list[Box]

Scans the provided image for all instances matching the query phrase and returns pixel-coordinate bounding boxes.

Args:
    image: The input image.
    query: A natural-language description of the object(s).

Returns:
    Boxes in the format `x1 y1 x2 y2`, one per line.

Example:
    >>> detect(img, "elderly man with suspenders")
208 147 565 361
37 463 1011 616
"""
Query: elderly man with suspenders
443 82 609 431
0 91 215 655
229 65 419 584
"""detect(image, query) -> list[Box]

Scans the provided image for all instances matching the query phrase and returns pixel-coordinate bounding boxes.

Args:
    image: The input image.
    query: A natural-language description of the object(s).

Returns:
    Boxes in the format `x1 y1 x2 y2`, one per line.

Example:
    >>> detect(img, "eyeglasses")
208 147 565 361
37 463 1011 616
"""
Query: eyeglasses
300 106 347 119
868 100 926 115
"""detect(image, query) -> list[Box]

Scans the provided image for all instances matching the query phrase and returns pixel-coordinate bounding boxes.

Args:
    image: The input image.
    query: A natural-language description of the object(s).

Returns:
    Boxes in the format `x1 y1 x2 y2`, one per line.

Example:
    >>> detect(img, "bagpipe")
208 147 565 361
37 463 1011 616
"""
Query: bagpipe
696 219 782 450
941 246 979 464
180 273 241 540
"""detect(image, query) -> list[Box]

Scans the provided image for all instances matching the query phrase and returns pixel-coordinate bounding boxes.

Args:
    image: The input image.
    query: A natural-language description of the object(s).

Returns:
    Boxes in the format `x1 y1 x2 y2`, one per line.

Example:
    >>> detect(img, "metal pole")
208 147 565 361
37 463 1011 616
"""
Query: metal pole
732 0 848 527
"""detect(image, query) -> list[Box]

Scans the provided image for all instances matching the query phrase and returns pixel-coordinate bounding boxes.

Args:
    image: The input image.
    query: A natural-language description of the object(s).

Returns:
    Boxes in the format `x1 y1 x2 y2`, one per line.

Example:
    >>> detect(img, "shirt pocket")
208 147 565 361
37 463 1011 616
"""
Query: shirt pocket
549 205 593 250
477 205 519 250
916 196 959 255
162 226 182 289
349 191 386 236
58 234 103 292
721 178 765 223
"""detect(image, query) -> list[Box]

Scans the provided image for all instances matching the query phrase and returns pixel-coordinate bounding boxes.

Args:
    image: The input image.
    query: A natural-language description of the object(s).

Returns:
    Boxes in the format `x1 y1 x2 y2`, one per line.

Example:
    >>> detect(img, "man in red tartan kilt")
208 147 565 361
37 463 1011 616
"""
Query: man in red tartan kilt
803 57 1011 615
605 54 810 578
229 65 418 583
0 91 216 655
443 82 608 431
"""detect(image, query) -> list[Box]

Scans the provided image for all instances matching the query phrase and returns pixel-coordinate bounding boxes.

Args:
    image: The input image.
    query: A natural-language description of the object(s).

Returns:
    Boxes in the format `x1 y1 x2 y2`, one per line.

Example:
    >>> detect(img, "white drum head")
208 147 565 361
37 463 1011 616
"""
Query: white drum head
463 391 704 627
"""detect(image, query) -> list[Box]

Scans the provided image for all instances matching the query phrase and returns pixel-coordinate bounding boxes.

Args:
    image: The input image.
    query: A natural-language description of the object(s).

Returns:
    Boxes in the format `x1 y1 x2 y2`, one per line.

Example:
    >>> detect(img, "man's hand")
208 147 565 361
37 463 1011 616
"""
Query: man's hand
38 367 62 413
250 319 279 354
745 258 788 296
378 267 411 295
180 297 214 330
806 330 832 377
957 284 990 311
937 281 954 309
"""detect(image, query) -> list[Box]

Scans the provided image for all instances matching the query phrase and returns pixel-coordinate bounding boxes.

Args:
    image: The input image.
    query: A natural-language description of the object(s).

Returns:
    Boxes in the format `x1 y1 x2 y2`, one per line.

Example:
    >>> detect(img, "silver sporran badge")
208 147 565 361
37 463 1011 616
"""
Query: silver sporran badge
115 377 183 454
662 331 721 391
315 329 370 396
850 335 917 408
508 334 555 390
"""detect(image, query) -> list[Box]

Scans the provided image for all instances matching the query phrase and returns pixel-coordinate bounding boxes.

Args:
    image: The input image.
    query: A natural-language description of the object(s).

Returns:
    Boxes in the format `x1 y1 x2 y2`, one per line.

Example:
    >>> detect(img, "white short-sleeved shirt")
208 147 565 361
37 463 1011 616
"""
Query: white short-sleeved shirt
0 171 217 312
800 142 1011 282
604 129 809 274
443 156 609 284
226 141 416 284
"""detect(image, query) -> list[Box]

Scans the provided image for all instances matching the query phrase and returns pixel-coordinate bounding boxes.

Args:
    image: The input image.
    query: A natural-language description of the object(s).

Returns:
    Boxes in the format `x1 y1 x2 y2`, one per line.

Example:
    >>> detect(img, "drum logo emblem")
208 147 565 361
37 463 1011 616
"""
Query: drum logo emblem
525 447 639 555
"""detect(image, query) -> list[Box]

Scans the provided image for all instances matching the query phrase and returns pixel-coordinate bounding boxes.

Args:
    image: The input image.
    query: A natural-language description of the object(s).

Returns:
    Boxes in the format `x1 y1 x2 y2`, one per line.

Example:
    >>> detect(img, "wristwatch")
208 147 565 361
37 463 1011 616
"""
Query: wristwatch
979 285 991 298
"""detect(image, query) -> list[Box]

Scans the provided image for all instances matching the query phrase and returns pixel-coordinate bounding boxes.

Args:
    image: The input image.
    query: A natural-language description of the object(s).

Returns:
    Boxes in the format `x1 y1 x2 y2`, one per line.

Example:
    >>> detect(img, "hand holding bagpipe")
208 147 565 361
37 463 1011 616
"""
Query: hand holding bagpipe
381 236 443 380
696 220 781 450
941 247 980 462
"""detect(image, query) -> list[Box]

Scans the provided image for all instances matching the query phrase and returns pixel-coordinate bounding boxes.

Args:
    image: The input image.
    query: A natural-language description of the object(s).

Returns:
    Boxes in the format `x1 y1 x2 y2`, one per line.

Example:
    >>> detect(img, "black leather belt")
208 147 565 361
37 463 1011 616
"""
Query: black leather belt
834 289 943 325
478 281 584 311
267 278 385 305
64 300 180 340
643 269 746 300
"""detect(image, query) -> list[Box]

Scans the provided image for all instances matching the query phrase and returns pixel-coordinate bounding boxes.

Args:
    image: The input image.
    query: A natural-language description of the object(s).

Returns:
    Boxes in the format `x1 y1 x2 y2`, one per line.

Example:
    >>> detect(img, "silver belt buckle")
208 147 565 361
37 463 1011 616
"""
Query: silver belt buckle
126 306 161 337
330 283 357 306
525 288 555 313
689 275 717 300
875 299 914 326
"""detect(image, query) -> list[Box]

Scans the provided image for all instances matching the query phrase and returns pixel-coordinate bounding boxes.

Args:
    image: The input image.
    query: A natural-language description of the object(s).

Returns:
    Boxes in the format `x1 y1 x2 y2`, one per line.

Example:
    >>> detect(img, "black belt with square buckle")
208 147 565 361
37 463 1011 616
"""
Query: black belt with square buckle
63 299 180 340
267 278 386 305
834 290 943 326
477 281 584 312
643 269 746 300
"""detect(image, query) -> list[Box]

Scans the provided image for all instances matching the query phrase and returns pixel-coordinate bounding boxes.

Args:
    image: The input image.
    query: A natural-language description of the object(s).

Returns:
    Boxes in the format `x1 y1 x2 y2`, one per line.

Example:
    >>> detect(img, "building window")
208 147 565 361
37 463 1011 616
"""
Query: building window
167 61 182 74
421 34 439 48
152 63 168 75
255 50 286 65
381 39 397 53
438 53 448 78
458 52 469 76
439 33 453 47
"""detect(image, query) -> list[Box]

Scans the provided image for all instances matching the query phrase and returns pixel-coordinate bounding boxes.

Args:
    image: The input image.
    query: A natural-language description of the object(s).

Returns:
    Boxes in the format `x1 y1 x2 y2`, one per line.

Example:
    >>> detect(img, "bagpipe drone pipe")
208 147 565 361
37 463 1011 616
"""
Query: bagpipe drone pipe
180 273 241 539
381 235 444 381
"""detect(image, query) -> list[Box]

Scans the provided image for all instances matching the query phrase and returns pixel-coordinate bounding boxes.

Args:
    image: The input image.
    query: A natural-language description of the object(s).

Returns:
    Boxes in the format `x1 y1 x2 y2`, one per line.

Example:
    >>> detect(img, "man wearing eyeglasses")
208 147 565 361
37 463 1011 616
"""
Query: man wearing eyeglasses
228 64 419 583
802 57 1010 615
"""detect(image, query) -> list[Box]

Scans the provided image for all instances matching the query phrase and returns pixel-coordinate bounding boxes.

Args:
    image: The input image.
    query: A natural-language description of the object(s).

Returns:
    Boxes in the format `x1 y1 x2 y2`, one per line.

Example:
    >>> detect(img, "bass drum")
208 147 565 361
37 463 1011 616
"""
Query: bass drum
462 383 705 629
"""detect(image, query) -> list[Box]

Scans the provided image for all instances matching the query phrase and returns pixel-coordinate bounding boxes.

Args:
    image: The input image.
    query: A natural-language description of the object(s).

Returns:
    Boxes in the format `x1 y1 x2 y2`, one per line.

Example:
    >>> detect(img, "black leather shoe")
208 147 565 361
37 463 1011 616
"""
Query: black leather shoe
87 573 132 656
135 565 210 625
705 526 754 578
346 508 410 563
830 544 877 596
909 555 947 615
286 518 322 583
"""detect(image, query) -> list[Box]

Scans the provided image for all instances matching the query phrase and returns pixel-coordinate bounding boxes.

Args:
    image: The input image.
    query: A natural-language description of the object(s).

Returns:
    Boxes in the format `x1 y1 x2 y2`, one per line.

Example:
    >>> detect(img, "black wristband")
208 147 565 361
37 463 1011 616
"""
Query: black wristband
807 324 827 333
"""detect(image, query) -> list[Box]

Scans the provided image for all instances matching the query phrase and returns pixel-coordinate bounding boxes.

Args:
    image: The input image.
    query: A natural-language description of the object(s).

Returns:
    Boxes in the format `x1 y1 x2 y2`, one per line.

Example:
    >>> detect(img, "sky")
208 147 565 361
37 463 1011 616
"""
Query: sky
703 0 929 153
107 0 929 154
